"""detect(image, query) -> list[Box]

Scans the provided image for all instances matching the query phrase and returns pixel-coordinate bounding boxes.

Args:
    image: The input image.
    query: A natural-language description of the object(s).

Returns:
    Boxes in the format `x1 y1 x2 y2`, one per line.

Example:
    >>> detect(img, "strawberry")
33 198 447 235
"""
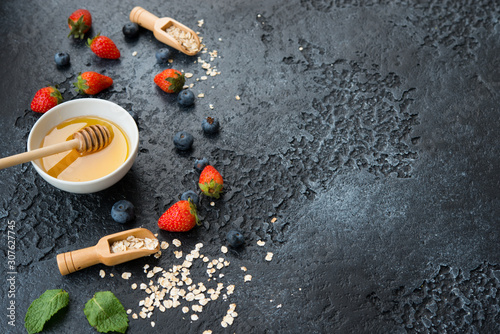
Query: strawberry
68 9 92 39
158 199 199 232
74 71 113 95
154 69 185 94
87 35 120 59
198 165 223 199
30 87 62 113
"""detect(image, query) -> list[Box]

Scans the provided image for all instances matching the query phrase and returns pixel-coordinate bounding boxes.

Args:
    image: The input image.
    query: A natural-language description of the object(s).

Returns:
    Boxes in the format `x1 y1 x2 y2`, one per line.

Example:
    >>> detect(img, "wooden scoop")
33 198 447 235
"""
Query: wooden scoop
57 228 160 276
130 6 201 56
0 124 111 170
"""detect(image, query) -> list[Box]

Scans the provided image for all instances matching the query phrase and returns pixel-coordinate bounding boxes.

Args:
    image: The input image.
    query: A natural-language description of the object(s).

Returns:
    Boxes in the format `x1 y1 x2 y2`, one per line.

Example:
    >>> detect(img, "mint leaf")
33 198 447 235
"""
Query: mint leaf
84 291 129 333
24 289 69 334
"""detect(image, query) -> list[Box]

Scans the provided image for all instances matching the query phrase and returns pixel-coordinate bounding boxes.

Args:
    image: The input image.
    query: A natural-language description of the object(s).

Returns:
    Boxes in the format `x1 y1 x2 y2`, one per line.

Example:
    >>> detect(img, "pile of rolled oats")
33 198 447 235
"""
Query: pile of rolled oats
125 239 241 330
165 25 200 53
101 233 280 330
110 236 159 253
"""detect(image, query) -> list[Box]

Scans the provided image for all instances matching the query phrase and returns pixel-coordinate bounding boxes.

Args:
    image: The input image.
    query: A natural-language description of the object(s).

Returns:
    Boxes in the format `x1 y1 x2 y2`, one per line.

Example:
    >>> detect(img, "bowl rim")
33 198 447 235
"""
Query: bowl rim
27 98 139 190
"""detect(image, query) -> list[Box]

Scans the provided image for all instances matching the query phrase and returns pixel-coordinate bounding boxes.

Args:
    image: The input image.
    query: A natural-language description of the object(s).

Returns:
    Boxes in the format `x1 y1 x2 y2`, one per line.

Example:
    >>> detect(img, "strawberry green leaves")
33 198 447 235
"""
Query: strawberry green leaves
84 291 129 333
24 289 69 334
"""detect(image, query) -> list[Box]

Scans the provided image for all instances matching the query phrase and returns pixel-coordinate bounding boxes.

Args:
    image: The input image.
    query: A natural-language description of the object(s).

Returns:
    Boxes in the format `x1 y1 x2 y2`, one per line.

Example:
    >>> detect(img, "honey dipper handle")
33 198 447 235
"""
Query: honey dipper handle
57 246 101 276
0 139 79 170
130 6 159 31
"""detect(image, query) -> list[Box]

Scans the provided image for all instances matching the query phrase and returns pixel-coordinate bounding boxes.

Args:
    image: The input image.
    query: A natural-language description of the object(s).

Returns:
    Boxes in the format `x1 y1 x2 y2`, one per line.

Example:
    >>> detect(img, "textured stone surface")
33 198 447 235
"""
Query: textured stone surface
0 0 499 333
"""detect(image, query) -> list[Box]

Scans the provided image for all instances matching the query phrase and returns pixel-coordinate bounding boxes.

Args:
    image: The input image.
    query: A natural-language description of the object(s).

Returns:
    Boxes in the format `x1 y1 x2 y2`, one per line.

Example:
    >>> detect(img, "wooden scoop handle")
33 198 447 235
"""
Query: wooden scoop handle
130 6 159 31
57 246 100 276
0 124 111 170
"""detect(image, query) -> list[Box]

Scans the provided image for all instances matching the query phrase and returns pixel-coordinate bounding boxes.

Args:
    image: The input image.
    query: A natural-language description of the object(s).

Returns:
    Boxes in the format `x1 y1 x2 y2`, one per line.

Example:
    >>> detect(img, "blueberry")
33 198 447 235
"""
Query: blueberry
202 117 220 134
122 22 140 38
111 200 135 224
155 48 170 63
173 131 194 150
178 89 195 107
194 157 209 172
226 230 245 248
181 190 199 205
54 52 70 67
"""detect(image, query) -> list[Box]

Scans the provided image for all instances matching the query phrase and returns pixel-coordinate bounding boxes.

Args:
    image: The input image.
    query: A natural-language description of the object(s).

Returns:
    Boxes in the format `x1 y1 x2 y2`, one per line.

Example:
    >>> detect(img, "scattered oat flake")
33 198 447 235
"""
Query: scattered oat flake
241 266 247 271
244 274 252 282
185 72 194 78
191 314 199 321
265 252 274 261
122 272 132 280
224 314 234 325
173 239 182 247
198 93 205 98
161 241 169 249
221 246 228 254
271 217 277 223
235 95 241 100
210 201 215 206
209 104 214 109
197 19 204 27
277 304 282 308
203 331 212 334
131 283 138 290
99 270 105 278
151 321 155 327
257 240 266 246
132 313 138 319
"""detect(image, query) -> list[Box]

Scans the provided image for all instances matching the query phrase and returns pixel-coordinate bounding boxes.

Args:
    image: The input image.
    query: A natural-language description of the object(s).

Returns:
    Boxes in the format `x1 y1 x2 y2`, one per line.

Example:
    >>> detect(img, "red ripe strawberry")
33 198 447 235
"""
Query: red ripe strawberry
30 87 62 113
154 69 185 94
158 199 199 232
74 71 113 95
68 9 92 39
199 165 223 199
87 35 120 59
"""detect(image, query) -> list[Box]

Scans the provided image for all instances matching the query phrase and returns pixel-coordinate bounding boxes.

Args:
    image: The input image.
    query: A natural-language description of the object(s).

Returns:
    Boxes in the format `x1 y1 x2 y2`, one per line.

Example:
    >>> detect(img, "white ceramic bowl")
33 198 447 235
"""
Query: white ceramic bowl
27 98 139 194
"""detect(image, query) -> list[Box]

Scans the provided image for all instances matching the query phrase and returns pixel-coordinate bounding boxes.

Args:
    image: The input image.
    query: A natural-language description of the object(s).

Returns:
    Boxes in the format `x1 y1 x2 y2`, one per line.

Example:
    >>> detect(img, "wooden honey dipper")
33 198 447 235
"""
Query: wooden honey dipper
0 124 112 170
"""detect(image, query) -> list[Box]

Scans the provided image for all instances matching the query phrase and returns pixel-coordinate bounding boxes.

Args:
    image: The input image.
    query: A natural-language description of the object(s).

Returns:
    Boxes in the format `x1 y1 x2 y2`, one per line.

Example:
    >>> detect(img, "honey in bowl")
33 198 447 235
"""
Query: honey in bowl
39 116 129 182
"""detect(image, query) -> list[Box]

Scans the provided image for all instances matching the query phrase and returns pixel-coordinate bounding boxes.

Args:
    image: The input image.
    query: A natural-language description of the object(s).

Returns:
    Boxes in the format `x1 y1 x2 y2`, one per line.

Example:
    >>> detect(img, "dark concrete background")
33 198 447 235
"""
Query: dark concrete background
1 0 499 333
